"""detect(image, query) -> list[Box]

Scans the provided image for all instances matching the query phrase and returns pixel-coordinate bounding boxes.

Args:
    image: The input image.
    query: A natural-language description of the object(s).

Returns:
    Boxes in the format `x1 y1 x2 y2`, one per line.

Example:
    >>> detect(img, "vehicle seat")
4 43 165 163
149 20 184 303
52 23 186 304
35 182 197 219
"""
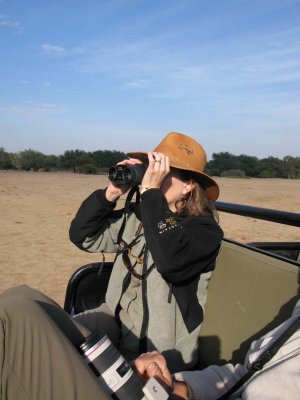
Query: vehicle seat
197 240 300 367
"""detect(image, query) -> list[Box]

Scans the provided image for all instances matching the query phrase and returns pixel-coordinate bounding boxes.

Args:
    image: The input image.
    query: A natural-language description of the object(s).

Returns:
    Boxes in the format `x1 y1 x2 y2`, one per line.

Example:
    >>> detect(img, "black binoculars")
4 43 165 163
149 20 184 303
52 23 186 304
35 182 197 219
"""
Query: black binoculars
108 164 147 185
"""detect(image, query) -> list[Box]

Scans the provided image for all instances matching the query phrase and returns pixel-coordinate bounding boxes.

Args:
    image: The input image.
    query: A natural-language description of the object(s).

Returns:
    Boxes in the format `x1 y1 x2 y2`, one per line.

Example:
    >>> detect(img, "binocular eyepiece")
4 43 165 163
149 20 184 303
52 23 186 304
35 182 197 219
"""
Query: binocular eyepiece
108 164 147 185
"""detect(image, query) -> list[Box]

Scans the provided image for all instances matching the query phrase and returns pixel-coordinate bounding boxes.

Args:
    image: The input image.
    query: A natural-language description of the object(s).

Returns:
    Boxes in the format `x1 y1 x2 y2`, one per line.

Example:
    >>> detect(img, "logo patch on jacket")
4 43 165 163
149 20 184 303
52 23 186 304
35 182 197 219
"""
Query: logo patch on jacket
157 217 178 234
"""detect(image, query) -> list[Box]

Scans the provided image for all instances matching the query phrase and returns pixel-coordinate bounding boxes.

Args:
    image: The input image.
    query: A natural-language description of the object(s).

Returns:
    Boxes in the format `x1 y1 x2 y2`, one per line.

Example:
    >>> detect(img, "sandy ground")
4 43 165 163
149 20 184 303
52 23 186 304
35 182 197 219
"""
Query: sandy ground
0 171 299 306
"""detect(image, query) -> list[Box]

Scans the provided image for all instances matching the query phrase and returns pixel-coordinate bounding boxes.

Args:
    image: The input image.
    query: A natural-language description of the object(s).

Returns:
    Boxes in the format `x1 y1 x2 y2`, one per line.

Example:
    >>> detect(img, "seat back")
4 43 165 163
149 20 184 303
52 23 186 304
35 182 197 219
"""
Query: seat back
198 240 300 367
64 262 113 315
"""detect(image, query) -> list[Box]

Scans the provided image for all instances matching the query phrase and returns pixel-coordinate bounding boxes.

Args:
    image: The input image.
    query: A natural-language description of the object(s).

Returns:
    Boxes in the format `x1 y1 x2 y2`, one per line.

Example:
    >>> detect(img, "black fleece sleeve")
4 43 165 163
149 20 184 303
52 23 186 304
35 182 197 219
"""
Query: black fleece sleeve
69 189 122 248
140 189 224 283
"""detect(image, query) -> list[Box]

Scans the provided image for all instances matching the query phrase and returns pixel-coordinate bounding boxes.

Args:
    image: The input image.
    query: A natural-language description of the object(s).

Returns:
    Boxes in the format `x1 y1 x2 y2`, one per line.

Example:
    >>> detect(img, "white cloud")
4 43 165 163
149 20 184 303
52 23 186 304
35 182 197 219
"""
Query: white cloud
0 102 67 115
41 81 51 87
120 79 149 90
42 43 65 55
0 14 23 33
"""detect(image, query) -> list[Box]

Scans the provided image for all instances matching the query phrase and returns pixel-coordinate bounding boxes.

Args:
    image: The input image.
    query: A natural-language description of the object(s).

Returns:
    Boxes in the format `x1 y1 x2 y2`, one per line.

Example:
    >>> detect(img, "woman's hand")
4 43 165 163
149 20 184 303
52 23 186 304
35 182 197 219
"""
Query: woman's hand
105 158 142 202
140 152 170 192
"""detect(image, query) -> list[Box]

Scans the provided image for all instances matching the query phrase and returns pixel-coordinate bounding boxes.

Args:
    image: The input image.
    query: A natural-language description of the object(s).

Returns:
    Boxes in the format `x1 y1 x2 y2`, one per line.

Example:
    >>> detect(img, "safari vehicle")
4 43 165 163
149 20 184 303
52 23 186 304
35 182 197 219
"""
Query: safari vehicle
64 201 300 368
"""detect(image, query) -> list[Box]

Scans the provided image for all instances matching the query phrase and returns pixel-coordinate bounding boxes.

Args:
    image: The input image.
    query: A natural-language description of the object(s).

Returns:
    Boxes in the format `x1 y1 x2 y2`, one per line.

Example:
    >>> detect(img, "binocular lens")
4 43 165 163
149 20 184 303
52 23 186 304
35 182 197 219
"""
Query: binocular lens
123 168 133 183
108 166 118 181
108 164 147 186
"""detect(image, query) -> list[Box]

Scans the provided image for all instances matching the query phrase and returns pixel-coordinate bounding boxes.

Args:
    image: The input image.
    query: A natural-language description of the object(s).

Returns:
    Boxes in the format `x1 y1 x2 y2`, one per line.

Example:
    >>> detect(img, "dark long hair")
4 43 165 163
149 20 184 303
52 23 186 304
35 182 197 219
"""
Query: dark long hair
174 168 219 221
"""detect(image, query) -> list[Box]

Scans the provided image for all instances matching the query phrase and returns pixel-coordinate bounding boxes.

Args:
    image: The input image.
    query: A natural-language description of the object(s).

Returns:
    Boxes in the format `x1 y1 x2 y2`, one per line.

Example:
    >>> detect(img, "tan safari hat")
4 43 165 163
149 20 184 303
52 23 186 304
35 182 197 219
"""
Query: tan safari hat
127 131 219 201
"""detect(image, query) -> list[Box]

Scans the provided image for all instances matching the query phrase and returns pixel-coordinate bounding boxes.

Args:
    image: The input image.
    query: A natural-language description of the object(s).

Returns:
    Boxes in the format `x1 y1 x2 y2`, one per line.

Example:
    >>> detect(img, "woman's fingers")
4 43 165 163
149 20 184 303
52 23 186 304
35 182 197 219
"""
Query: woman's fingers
141 152 169 188
117 158 143 165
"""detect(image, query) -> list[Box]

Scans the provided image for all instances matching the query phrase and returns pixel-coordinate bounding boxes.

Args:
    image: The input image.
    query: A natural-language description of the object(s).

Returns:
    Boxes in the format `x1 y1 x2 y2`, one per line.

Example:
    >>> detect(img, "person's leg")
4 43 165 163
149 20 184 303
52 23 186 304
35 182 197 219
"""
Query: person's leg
0 285 110 400
73 302 121 347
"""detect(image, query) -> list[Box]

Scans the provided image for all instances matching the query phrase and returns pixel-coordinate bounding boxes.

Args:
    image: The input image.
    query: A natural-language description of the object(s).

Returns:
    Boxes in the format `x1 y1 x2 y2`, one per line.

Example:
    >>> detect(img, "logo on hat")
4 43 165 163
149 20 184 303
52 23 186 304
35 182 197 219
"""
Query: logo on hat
178 143 194 156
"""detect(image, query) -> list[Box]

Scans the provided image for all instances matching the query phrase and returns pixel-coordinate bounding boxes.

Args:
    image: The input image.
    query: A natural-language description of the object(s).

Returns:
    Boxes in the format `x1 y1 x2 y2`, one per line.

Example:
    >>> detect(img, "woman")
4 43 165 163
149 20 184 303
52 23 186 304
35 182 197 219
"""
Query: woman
69 132 223 372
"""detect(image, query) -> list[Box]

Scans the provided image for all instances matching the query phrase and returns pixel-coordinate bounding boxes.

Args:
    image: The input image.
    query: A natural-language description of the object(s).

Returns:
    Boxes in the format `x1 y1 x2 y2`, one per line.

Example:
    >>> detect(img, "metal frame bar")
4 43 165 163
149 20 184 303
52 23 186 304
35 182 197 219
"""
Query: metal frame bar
214 201 300 227
223 238 300 266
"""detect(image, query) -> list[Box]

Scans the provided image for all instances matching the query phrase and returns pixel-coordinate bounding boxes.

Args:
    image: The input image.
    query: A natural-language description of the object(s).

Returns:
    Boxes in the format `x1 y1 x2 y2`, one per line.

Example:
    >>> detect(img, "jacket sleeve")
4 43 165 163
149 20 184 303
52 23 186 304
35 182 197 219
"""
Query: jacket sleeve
69 189 124 253
174 363 246 400
140 189 224 283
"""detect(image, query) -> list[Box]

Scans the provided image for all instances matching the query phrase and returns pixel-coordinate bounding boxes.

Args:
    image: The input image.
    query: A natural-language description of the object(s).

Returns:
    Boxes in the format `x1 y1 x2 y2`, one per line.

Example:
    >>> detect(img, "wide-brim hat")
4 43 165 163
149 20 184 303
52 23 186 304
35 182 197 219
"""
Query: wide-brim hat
127 131 219 201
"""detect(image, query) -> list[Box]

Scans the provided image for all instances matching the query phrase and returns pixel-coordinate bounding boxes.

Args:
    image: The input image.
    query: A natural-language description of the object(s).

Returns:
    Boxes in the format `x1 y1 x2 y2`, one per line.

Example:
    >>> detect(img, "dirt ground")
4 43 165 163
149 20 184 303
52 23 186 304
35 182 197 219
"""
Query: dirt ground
0 170 299 306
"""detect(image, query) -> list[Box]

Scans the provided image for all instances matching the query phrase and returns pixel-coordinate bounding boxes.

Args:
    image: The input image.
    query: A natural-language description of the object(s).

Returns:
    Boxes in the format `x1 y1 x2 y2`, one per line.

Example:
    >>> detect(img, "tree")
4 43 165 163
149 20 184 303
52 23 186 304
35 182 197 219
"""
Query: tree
92 150 127 167
237 154 260 177
8 152 21 170
0 147 13 169
76 163 98 174
43 155 59 171
221 169 246 178
206 152 240 176
59 150 88 172
18 149 46 171
258 157 285 178
283 156 300 179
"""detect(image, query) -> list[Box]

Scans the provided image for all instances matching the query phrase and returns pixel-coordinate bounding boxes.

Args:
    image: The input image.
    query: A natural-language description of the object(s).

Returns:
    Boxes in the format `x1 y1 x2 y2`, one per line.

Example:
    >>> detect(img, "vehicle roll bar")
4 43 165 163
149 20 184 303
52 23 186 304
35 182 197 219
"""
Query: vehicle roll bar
214 201 300 228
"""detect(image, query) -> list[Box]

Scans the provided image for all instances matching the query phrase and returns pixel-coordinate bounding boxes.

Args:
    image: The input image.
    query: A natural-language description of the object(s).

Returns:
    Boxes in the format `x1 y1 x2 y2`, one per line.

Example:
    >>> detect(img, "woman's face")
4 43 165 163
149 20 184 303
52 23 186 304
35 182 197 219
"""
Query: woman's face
160 169 194 212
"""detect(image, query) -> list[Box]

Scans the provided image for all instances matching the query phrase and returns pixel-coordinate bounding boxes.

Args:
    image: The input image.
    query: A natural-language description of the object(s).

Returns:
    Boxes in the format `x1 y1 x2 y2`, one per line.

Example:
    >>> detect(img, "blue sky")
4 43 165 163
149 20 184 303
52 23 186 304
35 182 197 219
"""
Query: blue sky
0 0 299 160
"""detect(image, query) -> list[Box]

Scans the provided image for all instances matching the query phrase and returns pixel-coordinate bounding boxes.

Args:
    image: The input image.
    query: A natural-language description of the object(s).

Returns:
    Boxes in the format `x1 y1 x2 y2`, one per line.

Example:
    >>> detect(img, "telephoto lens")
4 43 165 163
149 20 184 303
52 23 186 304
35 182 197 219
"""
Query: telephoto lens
79 331 145 400
108 165 147 185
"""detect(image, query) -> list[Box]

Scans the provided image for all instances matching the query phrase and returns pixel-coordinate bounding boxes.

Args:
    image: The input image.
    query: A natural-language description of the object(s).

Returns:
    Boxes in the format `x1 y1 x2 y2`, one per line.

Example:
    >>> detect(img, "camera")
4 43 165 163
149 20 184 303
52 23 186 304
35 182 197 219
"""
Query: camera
108 165 147 186
79 331 144 399
79 331 168 400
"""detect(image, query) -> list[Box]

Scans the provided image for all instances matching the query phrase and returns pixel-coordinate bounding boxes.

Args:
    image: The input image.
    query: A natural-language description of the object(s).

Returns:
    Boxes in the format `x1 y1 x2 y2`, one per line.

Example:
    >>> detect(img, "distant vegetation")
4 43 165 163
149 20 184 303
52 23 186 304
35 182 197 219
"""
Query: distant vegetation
0 147 300 179
206 152 300 179
0 148 126 175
